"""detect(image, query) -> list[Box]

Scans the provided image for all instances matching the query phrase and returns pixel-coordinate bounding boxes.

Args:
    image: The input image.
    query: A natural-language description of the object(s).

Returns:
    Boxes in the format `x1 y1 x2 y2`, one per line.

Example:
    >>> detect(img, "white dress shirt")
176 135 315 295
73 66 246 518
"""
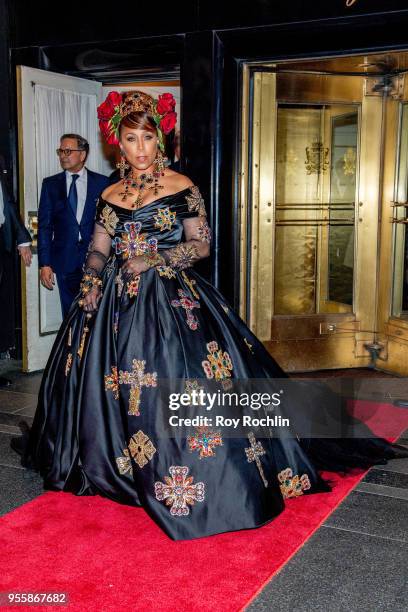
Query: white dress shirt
66 166 87 240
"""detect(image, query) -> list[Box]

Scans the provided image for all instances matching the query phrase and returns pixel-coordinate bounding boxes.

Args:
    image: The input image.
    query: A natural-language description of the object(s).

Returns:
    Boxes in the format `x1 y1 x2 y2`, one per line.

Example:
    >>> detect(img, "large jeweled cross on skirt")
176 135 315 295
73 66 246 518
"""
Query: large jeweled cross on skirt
171 289 200 330
119 359 157 416
245 432 268 487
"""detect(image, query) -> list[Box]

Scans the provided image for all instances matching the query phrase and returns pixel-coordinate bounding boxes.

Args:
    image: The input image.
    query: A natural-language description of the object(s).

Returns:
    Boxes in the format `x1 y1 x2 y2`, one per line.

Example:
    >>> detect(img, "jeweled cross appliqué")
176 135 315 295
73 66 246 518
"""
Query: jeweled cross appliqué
154 466 205 516
245 432 268 487
119 359 157 416
188 426 223 459
116 430 157 476
201 340 233 389
171 289 200 330
113 221 158 259
277 468 311 498
153 207 176 231
99 204 119 236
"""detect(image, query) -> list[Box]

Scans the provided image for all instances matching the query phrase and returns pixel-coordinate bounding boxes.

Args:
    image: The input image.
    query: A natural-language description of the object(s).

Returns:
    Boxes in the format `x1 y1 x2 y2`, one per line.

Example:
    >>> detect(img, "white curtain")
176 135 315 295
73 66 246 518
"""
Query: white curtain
34 84 99 201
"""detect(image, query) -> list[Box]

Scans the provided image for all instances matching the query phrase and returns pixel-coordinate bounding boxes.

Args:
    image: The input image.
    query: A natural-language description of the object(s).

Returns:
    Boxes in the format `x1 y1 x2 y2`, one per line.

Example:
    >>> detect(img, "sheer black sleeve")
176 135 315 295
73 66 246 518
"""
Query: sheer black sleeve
82 201 117 276
158 186 211 270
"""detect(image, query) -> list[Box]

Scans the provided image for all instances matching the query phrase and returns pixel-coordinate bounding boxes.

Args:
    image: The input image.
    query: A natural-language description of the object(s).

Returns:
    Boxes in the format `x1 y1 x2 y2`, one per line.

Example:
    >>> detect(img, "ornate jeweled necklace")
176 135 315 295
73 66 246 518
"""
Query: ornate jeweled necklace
119 169 164 209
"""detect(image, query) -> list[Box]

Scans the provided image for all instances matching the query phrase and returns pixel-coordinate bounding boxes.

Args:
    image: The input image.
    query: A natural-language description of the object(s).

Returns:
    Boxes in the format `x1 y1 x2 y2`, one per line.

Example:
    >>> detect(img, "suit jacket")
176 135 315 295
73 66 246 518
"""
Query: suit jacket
37 168 109 273
0 174 32 253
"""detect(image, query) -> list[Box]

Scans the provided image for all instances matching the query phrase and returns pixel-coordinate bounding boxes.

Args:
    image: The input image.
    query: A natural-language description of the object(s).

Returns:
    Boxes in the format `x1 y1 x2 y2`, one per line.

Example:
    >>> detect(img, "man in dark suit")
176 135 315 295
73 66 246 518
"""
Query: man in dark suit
170 129 181 172
38 134 109 317
0 154 32 387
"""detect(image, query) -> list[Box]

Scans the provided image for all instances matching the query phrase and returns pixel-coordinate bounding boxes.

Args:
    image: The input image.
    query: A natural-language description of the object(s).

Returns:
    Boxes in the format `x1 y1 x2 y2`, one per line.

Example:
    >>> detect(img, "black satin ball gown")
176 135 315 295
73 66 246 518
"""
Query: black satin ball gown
21 185 407 541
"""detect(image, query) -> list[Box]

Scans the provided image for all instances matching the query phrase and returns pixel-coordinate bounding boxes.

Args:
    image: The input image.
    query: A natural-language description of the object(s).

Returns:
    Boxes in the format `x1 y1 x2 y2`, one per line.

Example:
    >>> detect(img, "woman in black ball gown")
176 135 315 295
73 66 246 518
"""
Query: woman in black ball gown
19 90 408 541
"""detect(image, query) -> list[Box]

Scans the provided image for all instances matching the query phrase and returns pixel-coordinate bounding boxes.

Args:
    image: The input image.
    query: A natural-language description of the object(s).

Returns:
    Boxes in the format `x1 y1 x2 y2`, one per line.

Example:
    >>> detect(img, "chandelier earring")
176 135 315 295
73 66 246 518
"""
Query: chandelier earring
116 153 130 179
154 149 166 176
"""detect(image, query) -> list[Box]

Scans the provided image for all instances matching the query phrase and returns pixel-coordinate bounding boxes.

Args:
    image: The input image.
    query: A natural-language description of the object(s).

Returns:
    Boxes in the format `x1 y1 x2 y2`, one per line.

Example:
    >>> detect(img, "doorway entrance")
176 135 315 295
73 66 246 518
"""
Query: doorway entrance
16 66 180 371
240 52 408 374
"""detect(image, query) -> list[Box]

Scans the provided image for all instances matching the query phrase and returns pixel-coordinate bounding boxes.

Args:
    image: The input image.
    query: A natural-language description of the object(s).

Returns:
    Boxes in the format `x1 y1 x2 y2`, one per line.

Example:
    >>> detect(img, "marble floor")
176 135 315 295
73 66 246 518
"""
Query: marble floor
0 359 407 611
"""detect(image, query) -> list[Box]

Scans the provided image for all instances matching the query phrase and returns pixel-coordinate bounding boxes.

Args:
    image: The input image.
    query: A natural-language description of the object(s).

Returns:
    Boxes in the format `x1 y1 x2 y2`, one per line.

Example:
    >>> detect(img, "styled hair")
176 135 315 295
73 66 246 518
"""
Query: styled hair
119 112 157 135
60 133 90 160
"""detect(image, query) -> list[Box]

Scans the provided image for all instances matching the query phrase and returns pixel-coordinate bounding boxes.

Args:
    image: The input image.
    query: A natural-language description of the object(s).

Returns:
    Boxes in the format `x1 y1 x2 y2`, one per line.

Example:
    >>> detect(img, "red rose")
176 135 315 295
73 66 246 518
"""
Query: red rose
97 91 122 121
156 93 176 115
159 111 177 135
99 119 119 146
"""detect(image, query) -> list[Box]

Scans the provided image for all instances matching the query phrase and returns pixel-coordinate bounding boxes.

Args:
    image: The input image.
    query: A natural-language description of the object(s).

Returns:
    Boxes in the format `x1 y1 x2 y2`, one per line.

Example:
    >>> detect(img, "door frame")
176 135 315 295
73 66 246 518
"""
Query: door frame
238 61 386 372
16 65 102 372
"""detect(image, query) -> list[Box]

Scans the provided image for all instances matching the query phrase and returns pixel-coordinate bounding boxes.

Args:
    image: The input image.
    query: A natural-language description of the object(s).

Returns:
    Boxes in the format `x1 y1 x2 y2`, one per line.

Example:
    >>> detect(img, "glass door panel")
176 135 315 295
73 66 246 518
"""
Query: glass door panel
274 104 358 316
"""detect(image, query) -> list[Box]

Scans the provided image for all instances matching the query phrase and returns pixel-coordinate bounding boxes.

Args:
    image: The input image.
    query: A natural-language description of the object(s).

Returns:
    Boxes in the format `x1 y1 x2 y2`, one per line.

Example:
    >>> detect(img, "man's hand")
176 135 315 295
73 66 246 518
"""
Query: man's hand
40 266 55 290
17 245 32 267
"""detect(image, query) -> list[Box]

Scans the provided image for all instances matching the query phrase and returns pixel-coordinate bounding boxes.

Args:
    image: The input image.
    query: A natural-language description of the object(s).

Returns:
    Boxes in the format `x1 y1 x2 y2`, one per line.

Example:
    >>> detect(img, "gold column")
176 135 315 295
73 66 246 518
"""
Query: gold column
249 72 277 339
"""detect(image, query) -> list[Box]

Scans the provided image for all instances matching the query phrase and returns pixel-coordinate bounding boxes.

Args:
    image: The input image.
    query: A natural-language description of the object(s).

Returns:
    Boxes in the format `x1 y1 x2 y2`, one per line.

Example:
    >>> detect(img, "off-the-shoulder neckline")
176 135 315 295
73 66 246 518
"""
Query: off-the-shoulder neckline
99 186 194 212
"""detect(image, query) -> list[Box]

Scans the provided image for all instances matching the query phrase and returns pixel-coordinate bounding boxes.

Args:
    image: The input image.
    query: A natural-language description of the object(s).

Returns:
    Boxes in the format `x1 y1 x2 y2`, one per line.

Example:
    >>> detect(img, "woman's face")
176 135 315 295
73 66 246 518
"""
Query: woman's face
120 125 158 172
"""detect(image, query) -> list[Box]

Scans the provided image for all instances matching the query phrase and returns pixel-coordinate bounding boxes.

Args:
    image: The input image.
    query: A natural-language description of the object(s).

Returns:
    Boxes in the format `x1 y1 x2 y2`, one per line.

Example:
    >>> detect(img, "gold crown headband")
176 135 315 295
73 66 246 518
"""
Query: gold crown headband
119 91 156 118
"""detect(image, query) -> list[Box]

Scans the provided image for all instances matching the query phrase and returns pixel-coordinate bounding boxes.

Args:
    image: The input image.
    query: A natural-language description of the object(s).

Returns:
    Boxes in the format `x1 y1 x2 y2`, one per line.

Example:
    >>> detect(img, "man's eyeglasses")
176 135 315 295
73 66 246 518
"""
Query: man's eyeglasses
56 148 82 156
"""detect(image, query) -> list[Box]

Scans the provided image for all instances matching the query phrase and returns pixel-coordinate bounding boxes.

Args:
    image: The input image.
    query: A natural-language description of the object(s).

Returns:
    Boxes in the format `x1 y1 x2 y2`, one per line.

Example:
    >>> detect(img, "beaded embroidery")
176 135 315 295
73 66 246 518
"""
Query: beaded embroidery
116 449 132 476
167 243 199 270
113 221 158 259
196 219 211 243
118 359 157 416
171 289 200 330
188 426 223 459
186 186 207 217
245 432 268 488
99 204 119 236
104 366 119 400
184 379 204 403
116 430 157 475
65 353 73 376
181 271 199 299
277 468 311 498
157 265 177 279
202 341 233 389
153 207 176 231
154 466 205 516
126 276 140 298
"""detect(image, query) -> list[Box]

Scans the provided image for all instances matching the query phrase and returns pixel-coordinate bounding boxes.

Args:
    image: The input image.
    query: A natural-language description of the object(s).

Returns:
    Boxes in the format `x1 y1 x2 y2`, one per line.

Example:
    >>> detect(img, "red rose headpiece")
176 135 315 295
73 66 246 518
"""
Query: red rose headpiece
97 90 177 150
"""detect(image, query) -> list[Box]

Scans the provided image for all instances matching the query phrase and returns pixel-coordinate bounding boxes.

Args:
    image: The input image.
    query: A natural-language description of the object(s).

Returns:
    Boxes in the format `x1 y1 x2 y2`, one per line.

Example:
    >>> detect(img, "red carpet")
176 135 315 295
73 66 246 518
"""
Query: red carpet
0 401 407 612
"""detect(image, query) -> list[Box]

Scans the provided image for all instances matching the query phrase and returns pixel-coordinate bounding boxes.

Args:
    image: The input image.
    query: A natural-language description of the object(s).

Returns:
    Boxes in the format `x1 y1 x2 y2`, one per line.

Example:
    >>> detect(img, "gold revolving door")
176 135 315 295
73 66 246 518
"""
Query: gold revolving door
240 58 395 372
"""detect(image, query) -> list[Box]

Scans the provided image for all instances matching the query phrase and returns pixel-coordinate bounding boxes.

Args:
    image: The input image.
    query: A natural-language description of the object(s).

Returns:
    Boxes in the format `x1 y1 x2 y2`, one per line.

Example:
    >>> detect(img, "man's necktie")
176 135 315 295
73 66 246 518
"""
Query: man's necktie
67 174 79 217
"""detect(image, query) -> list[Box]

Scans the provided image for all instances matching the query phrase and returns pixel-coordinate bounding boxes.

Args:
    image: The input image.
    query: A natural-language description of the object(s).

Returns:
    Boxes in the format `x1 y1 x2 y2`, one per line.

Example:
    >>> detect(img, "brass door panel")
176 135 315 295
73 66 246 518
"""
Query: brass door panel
240 64 385 371
377 75 408 375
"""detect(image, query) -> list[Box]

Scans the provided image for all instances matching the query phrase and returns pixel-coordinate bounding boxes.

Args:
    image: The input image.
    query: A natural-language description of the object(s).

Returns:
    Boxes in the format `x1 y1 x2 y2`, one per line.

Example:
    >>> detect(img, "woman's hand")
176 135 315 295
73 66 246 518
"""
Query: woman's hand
121 255 149 277
81 286 102 313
